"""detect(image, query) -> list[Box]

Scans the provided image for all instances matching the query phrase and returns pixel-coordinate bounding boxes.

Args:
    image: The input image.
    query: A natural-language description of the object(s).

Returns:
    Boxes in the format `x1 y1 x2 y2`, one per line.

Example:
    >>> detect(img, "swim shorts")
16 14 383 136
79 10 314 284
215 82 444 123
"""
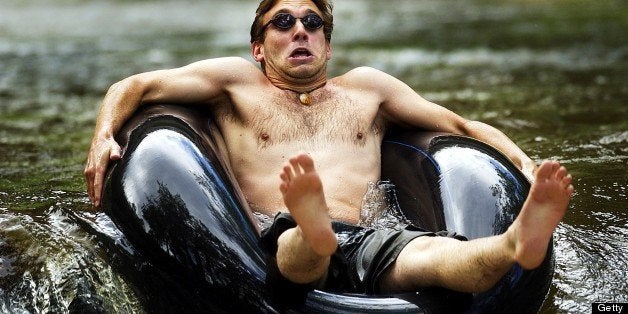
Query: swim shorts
260 212 467 294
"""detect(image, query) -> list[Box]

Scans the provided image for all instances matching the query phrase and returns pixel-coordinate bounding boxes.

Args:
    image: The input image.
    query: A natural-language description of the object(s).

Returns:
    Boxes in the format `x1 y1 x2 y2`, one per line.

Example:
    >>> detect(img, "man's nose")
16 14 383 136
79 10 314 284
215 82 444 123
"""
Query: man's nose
292 20 309 41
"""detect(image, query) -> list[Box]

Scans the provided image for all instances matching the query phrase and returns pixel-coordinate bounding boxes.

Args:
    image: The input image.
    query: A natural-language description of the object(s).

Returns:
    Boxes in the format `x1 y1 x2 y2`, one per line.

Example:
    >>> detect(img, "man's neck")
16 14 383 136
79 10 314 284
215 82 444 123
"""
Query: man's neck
271 79 327 94
266 71 328 94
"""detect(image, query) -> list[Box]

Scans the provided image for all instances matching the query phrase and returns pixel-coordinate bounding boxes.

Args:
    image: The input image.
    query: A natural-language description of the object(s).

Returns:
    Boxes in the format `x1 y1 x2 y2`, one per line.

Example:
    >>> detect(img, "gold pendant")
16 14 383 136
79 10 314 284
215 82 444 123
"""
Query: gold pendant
299 92 312 105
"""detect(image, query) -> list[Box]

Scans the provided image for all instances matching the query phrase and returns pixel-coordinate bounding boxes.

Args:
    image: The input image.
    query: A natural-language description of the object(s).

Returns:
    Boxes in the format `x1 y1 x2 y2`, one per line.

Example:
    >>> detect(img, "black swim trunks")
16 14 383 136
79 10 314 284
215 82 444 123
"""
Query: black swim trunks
260 212 466 294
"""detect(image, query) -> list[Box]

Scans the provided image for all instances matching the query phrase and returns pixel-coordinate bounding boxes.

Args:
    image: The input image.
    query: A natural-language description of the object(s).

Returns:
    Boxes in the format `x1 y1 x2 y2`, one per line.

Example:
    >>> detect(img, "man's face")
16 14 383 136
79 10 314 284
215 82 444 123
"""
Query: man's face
252 0 331 82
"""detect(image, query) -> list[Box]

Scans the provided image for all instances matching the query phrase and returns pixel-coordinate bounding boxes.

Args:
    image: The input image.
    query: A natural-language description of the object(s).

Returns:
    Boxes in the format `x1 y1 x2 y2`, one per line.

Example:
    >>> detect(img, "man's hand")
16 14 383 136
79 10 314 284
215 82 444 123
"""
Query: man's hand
84 137 122 207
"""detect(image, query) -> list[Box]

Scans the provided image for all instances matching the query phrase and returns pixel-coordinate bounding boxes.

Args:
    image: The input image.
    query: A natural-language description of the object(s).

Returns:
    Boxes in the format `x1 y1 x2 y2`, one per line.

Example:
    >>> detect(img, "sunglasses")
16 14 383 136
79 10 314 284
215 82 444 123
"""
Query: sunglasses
260 13 324 35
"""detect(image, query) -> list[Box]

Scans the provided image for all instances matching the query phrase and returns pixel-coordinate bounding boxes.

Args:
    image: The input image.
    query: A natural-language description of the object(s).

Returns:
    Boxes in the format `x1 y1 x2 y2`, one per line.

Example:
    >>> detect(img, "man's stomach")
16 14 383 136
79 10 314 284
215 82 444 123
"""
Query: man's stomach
239 167 378 225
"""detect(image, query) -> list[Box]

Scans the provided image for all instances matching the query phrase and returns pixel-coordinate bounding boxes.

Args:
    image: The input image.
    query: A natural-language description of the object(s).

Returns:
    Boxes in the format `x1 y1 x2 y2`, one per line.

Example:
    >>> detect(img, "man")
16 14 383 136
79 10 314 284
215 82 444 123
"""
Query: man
85 0 573 295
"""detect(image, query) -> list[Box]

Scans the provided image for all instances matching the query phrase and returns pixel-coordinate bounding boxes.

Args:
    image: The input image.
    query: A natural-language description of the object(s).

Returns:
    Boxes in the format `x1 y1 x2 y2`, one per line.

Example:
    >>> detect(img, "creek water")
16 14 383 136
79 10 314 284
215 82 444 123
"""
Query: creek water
0 0 626 313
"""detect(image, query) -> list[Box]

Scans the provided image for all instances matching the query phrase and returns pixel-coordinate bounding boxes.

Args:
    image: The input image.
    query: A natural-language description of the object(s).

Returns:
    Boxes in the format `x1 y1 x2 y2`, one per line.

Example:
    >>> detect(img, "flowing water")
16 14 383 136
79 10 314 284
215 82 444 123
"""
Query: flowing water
0 0 626 312
359 181 410 231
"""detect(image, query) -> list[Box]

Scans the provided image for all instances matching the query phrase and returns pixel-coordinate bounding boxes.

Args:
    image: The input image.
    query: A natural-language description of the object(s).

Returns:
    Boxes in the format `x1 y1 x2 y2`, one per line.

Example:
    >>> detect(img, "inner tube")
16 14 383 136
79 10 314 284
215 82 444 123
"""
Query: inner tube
100 104 553 313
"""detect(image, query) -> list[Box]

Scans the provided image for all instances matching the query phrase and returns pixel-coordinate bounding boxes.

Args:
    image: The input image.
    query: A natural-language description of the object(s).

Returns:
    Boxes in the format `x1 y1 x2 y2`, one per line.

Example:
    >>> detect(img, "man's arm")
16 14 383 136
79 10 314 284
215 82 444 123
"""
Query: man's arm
84 57 258 207
354 67 537 179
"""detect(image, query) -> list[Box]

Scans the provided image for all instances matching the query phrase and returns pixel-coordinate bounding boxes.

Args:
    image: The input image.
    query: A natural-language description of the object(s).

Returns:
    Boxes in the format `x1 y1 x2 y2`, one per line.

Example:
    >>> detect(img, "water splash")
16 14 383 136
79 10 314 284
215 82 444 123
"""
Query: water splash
358 181 411 230
0 208 141 313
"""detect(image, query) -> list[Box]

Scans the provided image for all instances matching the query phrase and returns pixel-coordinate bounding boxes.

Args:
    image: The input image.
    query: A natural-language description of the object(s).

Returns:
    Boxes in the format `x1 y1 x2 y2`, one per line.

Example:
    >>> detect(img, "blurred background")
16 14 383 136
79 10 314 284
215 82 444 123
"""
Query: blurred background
0 0 626 312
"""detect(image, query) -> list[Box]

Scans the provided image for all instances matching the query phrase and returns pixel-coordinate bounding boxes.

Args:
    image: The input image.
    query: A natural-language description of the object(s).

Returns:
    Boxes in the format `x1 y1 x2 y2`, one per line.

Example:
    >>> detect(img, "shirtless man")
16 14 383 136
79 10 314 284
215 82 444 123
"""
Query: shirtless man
84 0 573 295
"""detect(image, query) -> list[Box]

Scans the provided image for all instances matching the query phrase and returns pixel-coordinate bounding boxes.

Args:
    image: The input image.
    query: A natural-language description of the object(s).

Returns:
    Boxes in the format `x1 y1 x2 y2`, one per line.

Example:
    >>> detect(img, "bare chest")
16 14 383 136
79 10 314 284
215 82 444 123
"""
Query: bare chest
228 90 385 149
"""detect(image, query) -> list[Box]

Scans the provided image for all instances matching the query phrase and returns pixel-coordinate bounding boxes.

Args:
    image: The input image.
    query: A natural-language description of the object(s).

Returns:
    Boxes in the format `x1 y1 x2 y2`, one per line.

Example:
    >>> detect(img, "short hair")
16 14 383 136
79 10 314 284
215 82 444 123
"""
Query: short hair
250 0 334 43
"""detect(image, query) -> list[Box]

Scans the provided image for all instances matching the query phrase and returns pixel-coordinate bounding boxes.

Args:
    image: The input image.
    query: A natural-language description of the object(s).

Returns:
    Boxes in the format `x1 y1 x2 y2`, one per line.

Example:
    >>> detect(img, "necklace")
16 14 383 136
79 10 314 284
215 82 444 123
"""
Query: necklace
298 92 312 105
294 83 325 106
275 81 326 106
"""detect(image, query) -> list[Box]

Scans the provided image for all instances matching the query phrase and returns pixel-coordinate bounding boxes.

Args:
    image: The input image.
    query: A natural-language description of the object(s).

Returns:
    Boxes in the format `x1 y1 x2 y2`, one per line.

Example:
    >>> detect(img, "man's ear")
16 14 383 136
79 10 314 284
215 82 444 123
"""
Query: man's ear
251 42 265 62
326 42 332 61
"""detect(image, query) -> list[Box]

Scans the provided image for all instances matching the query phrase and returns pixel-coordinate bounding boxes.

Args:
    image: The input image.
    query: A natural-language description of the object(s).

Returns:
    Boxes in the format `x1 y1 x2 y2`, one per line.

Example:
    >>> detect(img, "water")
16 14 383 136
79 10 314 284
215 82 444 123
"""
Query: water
1 0 626 312
359 181 410 230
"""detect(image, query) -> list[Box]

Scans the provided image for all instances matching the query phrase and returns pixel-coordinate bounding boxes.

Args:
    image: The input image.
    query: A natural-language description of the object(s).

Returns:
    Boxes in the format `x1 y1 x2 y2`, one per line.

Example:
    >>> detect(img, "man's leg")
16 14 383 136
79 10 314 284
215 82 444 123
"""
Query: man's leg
276 154 338 284
380 160 574 293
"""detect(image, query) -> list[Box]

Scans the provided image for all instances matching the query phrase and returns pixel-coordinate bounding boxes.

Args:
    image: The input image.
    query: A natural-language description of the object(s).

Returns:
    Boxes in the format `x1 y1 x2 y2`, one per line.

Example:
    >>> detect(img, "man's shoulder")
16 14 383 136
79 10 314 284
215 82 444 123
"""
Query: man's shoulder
344 66 385 77
216 56 257 67
191 57 262 77
341 67 393 82
333 66 392 89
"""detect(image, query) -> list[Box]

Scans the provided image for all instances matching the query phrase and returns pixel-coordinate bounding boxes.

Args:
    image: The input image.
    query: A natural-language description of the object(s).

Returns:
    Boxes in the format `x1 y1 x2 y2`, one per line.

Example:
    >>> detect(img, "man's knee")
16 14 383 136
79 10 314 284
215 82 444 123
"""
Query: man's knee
380 236 443 292
398 235 457 261
276 228 331 284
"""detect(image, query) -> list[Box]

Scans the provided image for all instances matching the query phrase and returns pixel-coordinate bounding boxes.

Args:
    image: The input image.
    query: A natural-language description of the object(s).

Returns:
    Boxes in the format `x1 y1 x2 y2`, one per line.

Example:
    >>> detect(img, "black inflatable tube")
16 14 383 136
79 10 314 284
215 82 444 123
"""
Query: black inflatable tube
100 104 553 313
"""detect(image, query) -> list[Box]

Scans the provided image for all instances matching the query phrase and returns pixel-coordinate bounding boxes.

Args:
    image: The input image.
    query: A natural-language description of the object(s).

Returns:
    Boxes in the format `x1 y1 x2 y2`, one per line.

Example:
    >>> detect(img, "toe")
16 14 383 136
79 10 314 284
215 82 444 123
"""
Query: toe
290 158 303 175
562 174 573 189
556 166 568 180
535 161 555 181
283 165 294 181
297 154 315 172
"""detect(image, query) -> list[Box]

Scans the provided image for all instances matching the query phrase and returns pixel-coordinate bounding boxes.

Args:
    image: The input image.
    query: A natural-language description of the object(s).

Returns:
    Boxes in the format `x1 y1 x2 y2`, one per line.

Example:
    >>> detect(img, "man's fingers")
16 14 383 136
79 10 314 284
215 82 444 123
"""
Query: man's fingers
88 175 94 203
93 169 104 207
84 160 95 204
110 141 122 160
84 138 122 207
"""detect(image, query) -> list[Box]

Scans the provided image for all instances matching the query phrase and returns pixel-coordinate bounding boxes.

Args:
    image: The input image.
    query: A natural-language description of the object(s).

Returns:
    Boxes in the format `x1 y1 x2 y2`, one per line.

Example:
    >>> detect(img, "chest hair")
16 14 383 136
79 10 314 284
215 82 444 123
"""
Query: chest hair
244 91 383 148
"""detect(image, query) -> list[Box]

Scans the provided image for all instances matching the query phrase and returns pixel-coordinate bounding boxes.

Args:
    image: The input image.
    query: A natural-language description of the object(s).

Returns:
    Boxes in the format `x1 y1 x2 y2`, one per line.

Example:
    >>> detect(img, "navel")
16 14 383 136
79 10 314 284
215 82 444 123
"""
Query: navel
356 132 364 140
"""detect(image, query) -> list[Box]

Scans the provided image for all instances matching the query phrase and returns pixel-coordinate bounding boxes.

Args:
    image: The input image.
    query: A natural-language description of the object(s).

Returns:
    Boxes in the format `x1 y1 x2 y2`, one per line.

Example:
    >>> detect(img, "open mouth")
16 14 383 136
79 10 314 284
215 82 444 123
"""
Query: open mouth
290 48 313 58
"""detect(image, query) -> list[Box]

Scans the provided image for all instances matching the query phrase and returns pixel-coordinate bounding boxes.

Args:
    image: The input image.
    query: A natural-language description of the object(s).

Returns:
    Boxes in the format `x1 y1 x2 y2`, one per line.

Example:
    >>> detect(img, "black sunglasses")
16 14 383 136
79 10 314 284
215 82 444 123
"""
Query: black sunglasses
260 13 324 35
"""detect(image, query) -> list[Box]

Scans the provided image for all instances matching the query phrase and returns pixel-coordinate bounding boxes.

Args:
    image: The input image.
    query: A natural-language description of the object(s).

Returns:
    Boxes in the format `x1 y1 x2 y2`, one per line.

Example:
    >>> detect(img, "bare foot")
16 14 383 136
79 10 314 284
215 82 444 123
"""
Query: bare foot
280 153 338 256
508 160 574 269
